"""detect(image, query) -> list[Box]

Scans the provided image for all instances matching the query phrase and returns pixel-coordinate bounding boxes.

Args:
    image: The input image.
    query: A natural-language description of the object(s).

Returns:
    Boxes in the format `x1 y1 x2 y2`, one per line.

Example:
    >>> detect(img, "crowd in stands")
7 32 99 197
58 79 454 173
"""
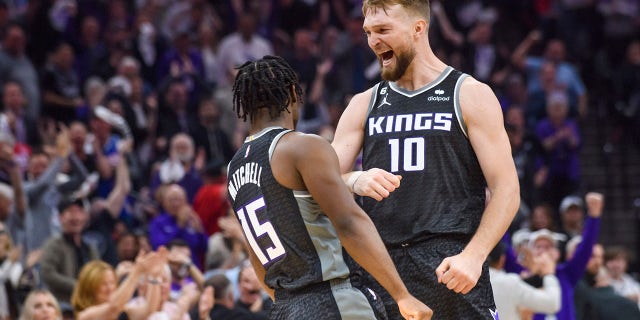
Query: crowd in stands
0 0 638 319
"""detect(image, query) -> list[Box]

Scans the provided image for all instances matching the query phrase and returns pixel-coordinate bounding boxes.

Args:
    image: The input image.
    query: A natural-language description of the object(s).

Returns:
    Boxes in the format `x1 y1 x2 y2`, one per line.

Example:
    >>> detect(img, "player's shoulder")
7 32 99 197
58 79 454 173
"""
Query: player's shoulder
347 86 378 108
459 76 499 108
280 131 332 152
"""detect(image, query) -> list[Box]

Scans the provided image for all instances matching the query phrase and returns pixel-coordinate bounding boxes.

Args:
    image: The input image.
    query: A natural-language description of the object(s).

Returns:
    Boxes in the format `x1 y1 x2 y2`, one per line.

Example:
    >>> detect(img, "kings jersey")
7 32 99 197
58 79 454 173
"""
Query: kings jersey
362 67 487 245
227 127 351 291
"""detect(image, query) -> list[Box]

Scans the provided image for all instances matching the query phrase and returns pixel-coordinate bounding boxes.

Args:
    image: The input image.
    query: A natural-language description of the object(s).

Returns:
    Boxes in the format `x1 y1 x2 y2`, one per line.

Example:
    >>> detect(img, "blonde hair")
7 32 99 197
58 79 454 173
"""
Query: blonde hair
20 289 62 320
362 0 431 24
71 260 115 313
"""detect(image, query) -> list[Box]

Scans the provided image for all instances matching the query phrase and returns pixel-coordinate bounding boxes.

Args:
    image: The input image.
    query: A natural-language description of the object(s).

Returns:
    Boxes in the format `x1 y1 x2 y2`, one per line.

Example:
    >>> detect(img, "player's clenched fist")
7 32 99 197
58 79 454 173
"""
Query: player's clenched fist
398 296 433 320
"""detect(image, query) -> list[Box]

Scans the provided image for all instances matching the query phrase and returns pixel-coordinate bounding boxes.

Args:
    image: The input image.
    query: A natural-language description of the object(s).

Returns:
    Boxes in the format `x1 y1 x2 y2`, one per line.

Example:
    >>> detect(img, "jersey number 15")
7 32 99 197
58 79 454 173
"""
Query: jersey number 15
237 197 286 266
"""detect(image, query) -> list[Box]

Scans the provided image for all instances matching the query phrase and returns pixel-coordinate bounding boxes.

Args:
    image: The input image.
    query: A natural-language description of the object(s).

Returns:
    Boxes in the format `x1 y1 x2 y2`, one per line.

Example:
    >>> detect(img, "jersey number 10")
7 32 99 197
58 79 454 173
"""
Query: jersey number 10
237 197 286 266
388 137 425 172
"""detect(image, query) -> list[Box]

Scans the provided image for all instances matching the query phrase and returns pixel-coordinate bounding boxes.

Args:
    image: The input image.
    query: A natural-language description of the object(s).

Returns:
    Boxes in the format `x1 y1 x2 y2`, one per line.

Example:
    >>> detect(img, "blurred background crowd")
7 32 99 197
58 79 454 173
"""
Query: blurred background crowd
0 0 638 319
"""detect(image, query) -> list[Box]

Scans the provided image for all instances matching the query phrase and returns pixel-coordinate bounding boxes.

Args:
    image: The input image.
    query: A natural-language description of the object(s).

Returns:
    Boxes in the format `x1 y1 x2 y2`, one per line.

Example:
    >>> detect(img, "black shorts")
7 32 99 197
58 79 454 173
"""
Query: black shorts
349 236 497 320
270 277 387 320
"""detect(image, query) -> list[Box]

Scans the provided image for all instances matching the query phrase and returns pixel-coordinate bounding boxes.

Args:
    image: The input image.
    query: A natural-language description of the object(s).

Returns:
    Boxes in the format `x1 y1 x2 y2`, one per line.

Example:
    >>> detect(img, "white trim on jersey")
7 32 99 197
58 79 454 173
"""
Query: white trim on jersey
389 66 453 97
454 73 469 138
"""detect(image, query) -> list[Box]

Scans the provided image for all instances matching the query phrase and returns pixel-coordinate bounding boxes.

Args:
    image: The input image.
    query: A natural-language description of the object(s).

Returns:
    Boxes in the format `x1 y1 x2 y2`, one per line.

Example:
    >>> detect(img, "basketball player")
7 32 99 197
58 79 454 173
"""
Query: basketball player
227 55 432 320
331 1 520 319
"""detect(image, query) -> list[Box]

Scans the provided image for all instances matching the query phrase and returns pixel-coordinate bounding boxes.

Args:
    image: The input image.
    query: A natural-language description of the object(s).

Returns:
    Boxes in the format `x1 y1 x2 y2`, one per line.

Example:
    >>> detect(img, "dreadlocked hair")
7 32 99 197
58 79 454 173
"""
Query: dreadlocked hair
232 55 303 122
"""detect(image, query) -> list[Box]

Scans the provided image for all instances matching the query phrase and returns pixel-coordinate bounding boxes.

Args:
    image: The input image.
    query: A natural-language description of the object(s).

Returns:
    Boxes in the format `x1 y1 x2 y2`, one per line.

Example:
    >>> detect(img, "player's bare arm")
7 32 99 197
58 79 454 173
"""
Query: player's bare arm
332 89 402 201
274 132 432 320
436 77 520 294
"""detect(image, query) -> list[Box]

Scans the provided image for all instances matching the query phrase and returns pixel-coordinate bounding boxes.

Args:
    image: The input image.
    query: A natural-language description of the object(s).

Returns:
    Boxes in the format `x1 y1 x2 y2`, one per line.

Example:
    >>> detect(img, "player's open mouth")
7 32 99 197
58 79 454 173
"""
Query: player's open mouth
381 50 394 65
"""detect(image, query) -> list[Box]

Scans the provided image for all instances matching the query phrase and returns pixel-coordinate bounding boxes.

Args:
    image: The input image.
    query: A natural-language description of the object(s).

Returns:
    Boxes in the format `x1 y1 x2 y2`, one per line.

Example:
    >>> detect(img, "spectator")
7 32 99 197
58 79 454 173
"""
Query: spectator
535 91 581 212
191 274 255 320
165 239 205 301
132 12 167 87
39 197 100 304
504 105 545 218
488 241 560 320
559 195 586 239
19 289 62 320
150 133 203 203
190 99 235 165
573 243 640 320
41 42 85 125
197 21 221 88
611 40 640 146
127 261 200 320
148 184 207 269
89 106 122 198
204 212 246 275
0 221 22 319
21 128 72 252
215 12 273 89
193 160 229 236
155 79 192 151
83 140 132 266
2 81 41 148
0 23 40 122
511 34 588 118
71 249 168 320
604 246 640 306
72 15 107 85
529 192 603 320
115 232 139 263
235 263 271 319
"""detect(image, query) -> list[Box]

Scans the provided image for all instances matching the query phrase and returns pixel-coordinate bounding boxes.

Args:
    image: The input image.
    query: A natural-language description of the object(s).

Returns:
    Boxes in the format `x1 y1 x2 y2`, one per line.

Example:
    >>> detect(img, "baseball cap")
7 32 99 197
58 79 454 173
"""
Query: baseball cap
57 197 86 213
559 195 584 213
528 228 566 248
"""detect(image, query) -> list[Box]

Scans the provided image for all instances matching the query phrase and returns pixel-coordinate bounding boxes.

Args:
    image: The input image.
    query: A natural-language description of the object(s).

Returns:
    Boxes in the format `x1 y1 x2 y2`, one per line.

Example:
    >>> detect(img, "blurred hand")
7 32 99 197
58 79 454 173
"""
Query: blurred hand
26 249 42 268
135 246 169 273
199 286 215 319
167 249 190 265
353 168 402 201
585 192 604 218
528 30 543 42
219 215 244 241
55 124 72 158
535 252 556 276
115 260 134 279
8 245 21 263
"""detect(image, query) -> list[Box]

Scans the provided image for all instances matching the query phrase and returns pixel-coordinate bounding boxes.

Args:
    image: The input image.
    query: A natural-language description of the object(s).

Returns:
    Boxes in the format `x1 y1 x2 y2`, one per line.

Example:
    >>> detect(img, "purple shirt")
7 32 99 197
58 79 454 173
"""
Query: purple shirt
533 217 600 320
148 212 207 268
535 119 581 180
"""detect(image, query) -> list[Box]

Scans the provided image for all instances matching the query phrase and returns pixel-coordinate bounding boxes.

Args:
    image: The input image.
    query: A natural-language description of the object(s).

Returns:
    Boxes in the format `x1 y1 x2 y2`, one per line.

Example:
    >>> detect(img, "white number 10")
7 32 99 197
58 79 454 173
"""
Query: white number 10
388 138 425 172
237 197 286 265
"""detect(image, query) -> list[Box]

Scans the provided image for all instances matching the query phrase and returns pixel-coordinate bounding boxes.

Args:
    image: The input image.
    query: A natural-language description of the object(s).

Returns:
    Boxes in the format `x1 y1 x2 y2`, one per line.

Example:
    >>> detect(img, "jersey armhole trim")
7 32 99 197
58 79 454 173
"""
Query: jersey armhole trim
454 74 469 138
364 82 381 126
268 129 293 161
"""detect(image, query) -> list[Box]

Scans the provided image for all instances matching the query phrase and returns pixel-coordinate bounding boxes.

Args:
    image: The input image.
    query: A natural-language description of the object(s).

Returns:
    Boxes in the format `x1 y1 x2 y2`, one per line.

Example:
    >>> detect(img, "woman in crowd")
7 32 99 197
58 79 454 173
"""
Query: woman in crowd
19 289 61 320
71 248 167 320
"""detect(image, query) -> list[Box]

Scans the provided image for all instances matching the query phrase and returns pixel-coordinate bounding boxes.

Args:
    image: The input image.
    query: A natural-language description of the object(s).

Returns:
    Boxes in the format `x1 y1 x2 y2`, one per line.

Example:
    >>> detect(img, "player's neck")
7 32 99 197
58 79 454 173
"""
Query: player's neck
250 111 293 135
394 50 448 91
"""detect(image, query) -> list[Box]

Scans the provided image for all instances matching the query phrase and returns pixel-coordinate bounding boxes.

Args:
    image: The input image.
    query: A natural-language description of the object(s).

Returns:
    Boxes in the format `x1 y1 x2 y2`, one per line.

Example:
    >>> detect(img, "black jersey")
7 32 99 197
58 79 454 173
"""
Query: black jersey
227 127 350 292
362 67 487 245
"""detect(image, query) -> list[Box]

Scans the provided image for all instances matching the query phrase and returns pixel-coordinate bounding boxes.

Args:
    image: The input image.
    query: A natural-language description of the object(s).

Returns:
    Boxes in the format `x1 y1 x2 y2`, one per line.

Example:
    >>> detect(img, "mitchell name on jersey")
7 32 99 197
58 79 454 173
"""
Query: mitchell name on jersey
228 161 263 201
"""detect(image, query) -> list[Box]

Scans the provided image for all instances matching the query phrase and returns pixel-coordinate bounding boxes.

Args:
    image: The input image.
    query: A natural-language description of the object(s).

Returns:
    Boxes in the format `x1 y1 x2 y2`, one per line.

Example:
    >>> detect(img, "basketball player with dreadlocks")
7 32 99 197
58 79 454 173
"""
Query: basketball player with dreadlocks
227 55 432 320
331 0 520 319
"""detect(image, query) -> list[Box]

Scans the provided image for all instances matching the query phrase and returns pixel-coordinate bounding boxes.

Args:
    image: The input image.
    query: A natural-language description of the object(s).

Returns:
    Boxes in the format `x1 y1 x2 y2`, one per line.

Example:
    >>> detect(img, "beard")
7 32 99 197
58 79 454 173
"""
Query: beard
380 46 416 81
